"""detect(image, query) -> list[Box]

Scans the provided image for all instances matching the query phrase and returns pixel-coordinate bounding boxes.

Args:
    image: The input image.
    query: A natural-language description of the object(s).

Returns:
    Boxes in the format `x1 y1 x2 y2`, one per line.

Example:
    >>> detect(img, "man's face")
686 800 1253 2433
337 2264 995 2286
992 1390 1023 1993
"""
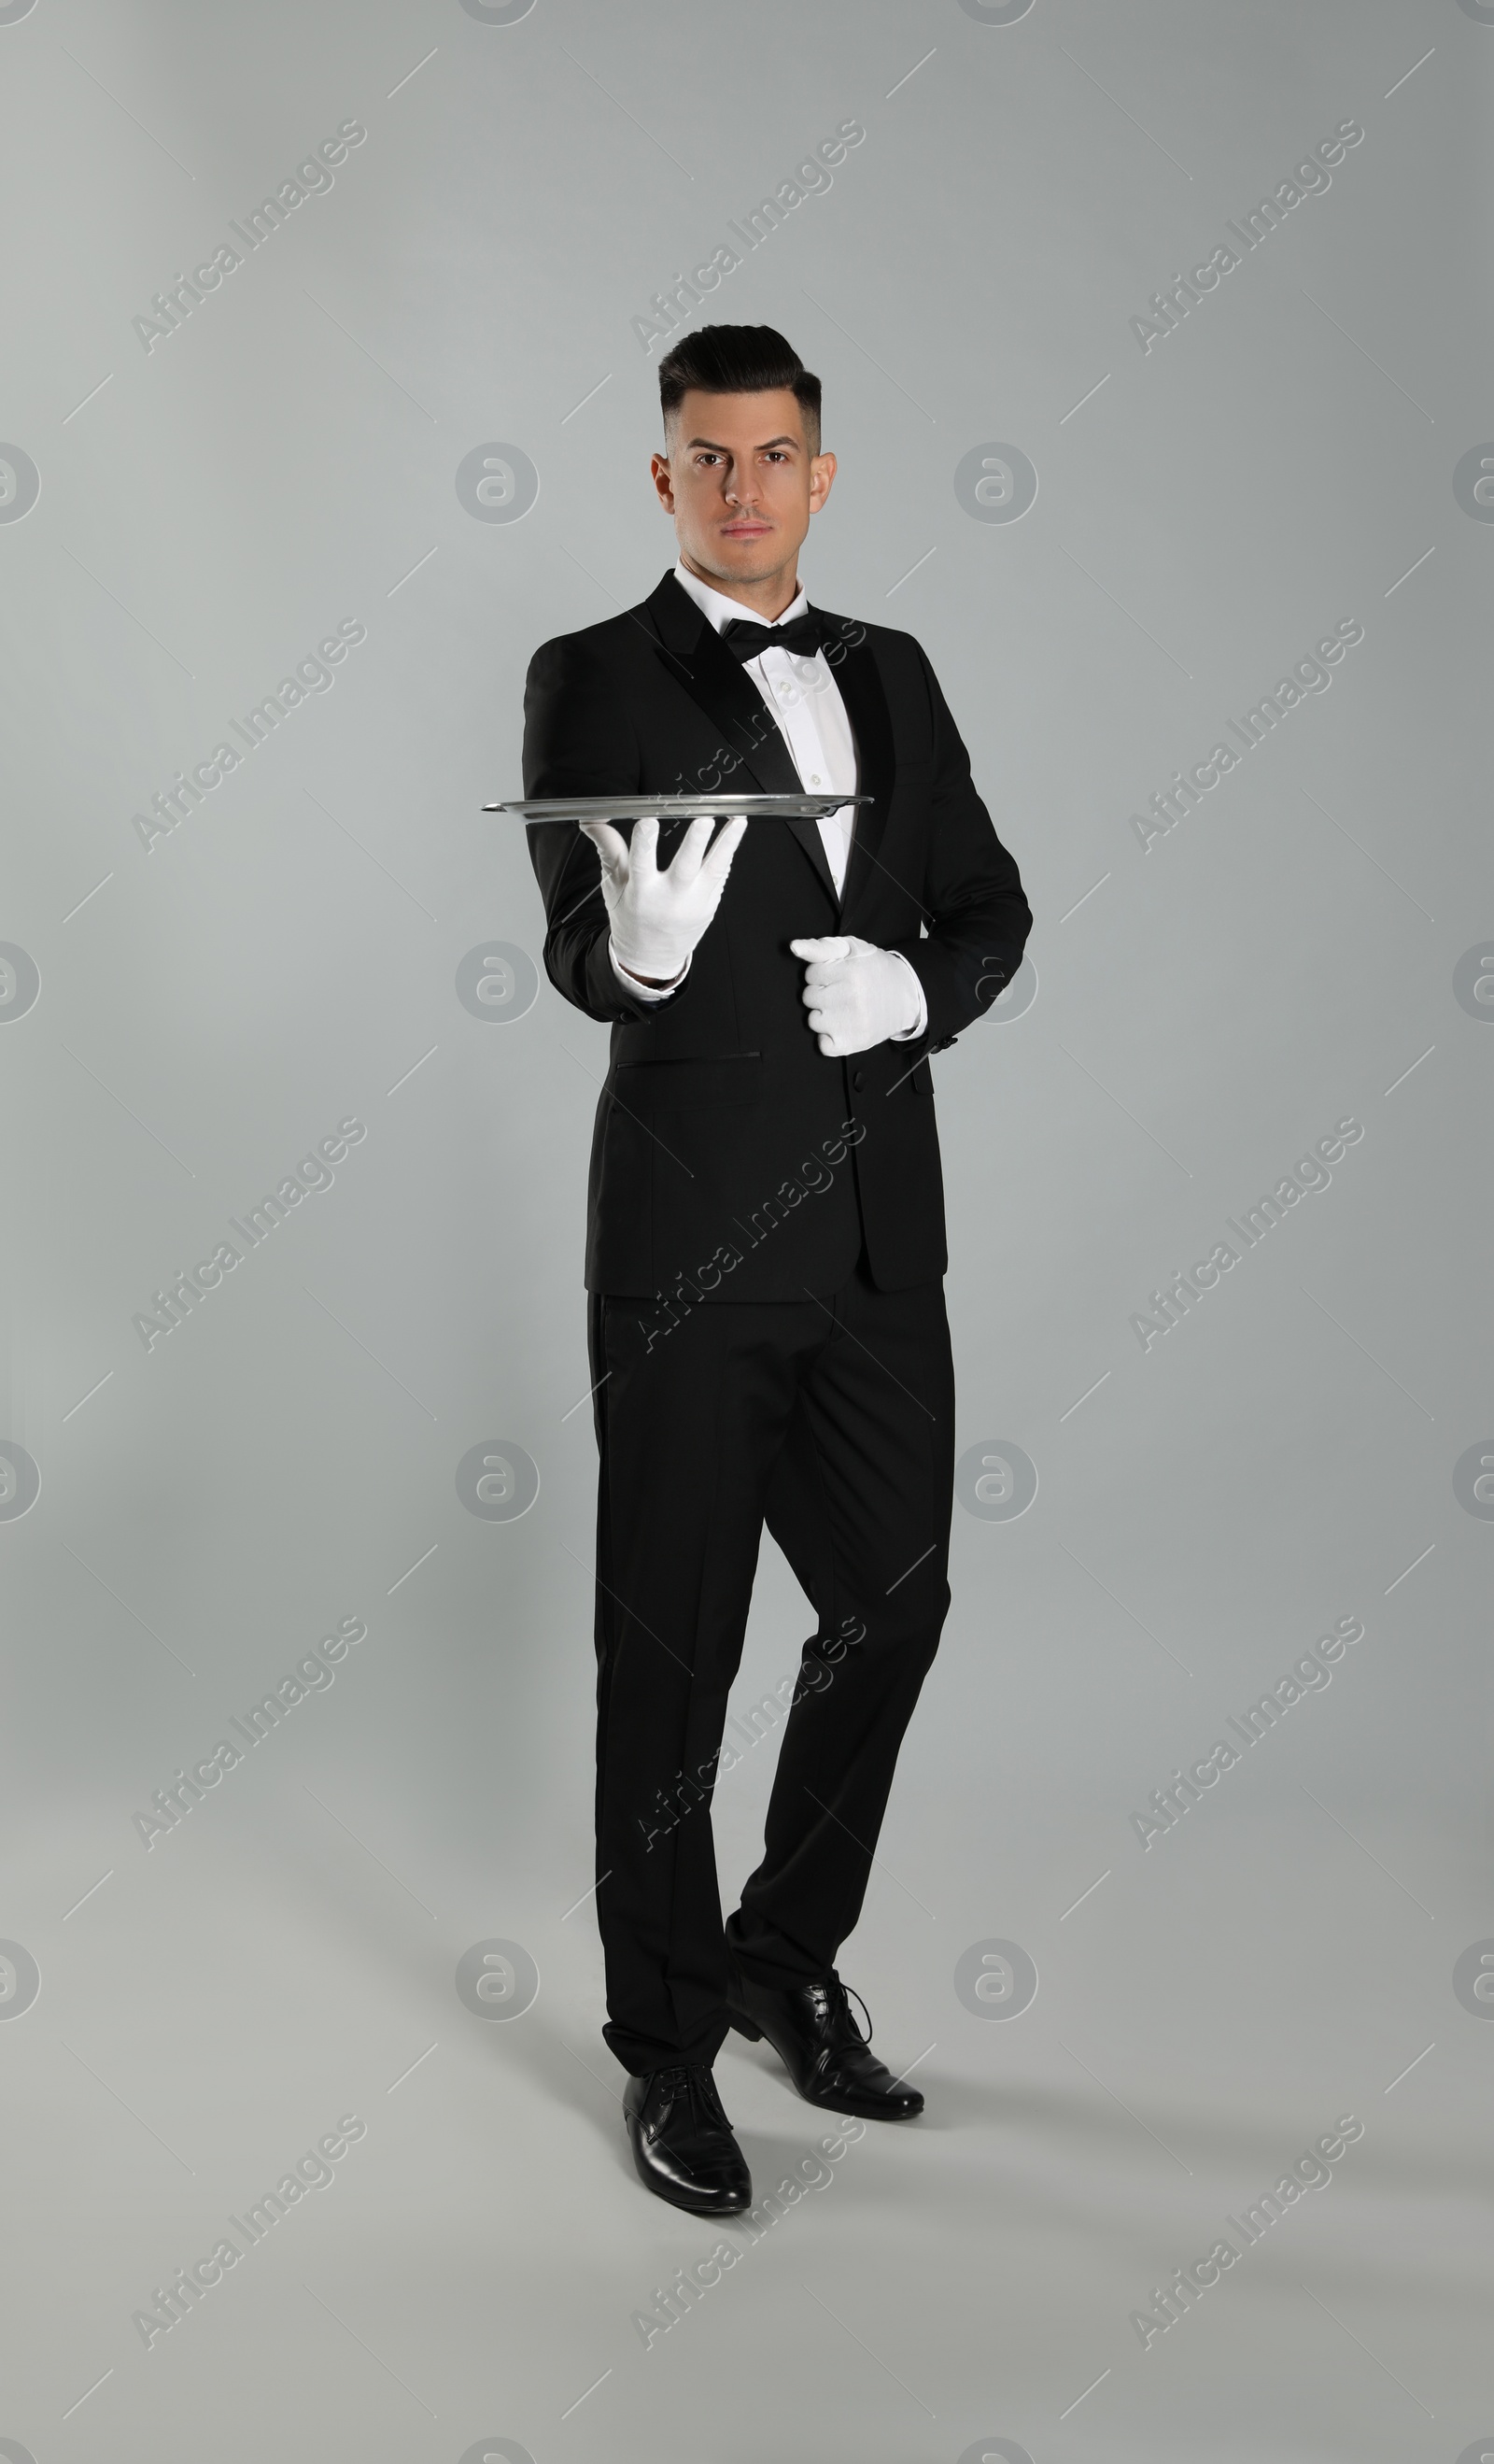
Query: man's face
651 388 836 592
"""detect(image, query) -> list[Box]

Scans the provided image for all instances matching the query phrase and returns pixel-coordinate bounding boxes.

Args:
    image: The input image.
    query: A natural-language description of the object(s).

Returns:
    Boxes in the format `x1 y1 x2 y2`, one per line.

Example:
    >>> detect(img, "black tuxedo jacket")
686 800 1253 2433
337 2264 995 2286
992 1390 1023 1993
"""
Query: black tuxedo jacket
523 570 1032 1303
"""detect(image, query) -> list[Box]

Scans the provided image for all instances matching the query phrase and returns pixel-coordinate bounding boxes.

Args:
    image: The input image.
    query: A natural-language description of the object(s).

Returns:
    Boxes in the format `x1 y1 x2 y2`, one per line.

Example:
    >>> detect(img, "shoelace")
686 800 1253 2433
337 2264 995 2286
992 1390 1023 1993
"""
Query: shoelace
816 1972 873 2047
651 2064 730 2131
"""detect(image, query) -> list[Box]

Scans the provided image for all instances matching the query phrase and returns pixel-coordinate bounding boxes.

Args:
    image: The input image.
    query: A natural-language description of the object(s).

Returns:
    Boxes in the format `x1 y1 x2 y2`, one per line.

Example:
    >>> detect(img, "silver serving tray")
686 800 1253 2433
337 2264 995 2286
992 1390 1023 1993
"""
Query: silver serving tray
485 793 872 821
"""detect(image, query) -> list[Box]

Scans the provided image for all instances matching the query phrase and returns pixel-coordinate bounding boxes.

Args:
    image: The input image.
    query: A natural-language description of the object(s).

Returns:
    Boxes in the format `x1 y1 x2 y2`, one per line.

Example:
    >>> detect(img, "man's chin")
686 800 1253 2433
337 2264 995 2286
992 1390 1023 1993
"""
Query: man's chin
698 543 786 584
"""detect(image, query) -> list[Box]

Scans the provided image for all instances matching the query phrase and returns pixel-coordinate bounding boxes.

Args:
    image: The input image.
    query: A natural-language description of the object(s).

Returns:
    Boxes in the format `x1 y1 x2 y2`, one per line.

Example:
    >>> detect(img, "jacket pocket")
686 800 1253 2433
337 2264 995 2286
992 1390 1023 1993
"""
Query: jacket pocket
611 1055 764 1112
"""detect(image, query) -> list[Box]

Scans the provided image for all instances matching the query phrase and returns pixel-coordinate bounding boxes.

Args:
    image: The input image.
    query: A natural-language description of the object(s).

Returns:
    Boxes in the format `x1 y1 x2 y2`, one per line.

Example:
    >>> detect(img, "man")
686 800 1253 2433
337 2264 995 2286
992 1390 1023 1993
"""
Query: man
524 324 1032 2215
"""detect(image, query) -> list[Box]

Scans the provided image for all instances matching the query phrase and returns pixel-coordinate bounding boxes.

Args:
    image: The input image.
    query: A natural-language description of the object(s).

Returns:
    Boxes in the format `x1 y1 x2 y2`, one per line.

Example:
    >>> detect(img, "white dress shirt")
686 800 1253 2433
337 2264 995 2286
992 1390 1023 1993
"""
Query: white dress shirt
606 560 927 1041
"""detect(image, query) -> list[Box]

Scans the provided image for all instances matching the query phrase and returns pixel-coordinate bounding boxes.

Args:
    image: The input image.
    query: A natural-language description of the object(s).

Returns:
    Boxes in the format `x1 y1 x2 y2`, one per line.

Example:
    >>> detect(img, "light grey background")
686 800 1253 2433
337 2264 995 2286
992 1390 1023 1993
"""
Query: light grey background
1 2 1489 2458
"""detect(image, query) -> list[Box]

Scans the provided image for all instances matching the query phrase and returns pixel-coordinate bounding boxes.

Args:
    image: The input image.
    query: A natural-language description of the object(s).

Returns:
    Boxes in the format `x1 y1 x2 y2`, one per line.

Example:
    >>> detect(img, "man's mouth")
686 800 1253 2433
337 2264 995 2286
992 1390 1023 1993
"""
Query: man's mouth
721 519 770 535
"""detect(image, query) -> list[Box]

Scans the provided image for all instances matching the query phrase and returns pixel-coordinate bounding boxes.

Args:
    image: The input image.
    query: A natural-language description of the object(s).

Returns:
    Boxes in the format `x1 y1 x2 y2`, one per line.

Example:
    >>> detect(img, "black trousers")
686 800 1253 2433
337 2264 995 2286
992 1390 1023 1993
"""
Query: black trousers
585 1238 956 2075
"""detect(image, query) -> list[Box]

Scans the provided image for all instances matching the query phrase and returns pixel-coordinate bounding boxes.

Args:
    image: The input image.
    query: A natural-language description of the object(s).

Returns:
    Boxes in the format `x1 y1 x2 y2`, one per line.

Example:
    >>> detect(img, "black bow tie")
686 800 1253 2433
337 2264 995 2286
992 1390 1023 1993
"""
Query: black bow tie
720 608 825 663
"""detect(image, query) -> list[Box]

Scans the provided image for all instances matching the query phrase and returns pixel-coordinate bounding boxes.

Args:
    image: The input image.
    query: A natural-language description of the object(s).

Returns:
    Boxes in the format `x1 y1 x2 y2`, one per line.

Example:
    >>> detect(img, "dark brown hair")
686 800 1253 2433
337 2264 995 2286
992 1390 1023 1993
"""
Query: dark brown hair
657 324 822 453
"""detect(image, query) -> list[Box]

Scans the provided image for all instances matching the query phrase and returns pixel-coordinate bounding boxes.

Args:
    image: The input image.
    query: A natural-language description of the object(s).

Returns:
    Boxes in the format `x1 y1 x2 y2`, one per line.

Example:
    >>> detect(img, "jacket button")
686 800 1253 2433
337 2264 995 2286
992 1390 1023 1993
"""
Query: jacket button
852 1069 866 1091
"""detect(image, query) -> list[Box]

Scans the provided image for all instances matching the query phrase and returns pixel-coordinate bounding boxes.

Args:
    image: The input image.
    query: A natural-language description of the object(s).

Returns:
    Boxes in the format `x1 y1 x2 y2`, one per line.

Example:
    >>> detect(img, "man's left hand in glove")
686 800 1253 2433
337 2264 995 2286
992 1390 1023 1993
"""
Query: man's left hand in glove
790 935 928 1058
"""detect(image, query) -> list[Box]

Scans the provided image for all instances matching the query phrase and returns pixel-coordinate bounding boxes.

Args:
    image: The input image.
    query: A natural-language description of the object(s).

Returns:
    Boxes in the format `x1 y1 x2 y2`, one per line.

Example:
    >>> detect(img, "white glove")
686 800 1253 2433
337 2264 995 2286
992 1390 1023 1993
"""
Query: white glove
791 936 925 1056
581 814 749 986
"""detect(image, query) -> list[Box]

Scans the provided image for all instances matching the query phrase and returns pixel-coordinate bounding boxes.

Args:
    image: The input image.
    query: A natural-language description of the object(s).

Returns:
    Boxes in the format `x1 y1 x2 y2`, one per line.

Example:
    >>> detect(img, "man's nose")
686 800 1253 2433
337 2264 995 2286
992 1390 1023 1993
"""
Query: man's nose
724 465 762 505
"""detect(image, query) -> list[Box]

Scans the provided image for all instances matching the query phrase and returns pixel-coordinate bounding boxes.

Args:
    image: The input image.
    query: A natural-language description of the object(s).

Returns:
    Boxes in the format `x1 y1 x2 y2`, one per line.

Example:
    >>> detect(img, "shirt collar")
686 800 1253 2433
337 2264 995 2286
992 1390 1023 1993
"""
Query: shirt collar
673 558 809 638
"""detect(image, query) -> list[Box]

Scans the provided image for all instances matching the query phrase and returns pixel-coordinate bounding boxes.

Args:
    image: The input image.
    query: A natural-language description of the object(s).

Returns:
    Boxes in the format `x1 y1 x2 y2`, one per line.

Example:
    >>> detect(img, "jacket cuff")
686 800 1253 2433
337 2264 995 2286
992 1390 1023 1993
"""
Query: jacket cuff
886 939 964 1052
608 940 691 1000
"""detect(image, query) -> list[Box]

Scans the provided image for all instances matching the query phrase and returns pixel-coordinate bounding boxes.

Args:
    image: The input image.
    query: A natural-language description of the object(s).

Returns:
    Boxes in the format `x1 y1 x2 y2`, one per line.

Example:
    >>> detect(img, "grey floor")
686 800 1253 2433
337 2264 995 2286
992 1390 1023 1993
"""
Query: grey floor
2 0 1490 2457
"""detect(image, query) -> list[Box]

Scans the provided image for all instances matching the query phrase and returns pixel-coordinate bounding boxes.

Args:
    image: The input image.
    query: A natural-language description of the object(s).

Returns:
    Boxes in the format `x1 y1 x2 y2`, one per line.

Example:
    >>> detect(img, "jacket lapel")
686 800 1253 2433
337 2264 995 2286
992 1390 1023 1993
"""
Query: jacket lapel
818 616 895 930
639 572 841 905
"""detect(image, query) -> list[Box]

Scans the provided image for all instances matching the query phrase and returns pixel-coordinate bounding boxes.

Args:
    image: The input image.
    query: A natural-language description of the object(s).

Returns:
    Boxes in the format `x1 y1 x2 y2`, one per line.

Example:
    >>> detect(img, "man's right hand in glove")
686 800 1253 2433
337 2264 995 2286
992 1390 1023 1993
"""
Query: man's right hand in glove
580 813 749 990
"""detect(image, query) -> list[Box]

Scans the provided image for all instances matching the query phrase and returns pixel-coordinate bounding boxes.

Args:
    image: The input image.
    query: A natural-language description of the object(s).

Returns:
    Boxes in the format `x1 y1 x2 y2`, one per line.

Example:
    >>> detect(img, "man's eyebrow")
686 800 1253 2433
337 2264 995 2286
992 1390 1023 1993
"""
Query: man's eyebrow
684 434 801 452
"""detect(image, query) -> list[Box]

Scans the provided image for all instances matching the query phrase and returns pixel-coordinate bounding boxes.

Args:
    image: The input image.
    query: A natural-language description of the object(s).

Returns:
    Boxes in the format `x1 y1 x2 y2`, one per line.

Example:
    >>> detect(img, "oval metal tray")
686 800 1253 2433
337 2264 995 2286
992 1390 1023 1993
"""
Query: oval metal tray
485 793 872 821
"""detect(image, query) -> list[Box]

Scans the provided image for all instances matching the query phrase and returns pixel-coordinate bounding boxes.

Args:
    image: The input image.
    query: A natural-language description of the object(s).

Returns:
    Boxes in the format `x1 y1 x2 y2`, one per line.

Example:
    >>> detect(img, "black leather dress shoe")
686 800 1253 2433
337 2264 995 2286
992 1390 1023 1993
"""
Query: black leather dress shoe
726 1961 924 2120
622 2063 753 2215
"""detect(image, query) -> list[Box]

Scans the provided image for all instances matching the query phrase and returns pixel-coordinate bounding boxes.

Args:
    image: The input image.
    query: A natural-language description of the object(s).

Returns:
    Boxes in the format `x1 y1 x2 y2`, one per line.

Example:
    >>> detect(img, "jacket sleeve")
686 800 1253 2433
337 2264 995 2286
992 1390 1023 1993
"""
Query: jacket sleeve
885 642 1033 1054
522 632 693 1026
